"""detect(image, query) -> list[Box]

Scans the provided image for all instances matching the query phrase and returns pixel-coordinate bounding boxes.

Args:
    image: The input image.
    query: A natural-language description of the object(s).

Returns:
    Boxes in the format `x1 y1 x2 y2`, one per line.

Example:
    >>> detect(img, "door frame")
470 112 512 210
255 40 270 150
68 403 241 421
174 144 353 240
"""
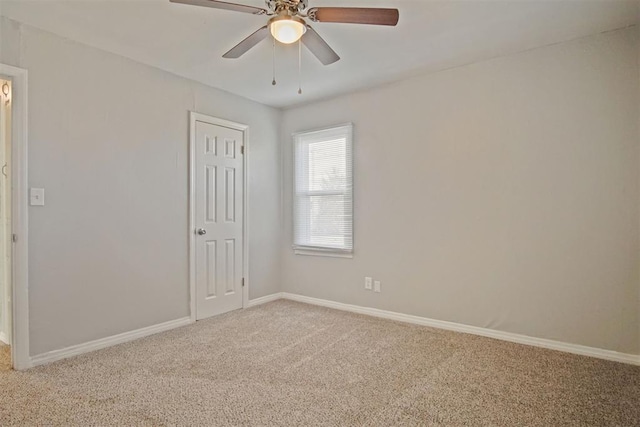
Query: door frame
0 63 29 370
188 112 249 321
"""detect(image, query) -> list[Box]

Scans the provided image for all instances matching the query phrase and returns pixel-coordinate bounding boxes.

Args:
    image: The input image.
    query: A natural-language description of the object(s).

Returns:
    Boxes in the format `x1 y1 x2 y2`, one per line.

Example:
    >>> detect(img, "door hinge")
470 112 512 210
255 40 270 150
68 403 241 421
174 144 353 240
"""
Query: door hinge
12 234 17 243
241 278 245 287
241 145 245 155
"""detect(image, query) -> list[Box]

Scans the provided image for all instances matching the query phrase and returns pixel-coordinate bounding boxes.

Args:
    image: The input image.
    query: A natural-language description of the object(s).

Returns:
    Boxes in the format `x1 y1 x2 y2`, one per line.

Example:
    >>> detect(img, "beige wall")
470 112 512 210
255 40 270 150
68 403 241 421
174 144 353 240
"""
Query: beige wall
281 27 640 354
0 17 282 356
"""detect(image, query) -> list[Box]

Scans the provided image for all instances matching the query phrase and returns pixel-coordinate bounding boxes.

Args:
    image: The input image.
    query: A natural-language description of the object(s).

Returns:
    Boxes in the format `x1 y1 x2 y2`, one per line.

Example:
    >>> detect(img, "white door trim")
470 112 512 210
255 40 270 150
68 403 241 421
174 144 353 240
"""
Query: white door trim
189 112 249 322
0 63 29 370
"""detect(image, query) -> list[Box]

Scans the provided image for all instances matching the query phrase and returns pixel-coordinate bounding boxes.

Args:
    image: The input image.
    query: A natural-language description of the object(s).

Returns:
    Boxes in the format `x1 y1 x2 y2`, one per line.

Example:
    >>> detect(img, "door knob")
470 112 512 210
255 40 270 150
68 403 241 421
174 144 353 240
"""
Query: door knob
197 228 207 236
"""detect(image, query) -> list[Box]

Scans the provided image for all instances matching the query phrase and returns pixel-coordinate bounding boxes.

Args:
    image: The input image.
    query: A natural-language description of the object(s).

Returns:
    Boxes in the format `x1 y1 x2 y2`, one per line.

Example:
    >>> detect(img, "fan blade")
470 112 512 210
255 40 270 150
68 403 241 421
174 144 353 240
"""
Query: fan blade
170 0 266 15
302 26 340 65
308 7 399 26
222 26 269 58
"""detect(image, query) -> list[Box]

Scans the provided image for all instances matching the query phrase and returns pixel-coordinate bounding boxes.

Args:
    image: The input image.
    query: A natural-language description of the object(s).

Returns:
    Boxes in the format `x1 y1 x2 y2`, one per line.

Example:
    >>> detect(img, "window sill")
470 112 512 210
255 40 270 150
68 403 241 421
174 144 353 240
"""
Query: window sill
294 248 353 259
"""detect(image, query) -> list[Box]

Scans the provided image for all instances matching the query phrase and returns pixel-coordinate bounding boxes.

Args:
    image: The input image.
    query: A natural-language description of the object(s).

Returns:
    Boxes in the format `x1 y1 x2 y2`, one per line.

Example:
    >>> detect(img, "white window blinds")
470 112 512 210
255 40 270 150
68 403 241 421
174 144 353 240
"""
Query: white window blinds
293 124 353 254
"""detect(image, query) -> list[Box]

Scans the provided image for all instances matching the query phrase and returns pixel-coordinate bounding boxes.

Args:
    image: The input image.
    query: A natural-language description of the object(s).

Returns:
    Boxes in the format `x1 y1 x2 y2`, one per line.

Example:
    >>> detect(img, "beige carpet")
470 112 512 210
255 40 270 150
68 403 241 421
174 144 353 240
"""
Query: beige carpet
0 343 10 372
0 300 639 426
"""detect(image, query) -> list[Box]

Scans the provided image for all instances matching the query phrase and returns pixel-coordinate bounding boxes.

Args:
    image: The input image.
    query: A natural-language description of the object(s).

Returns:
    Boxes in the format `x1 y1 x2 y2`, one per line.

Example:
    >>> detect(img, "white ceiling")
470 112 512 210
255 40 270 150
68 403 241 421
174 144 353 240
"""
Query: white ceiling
0 0 638 108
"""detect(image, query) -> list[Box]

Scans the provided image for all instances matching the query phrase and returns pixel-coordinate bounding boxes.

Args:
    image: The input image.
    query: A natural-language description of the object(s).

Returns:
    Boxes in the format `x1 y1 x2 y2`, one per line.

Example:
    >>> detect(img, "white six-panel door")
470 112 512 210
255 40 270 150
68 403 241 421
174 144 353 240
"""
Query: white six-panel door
194 120 244 320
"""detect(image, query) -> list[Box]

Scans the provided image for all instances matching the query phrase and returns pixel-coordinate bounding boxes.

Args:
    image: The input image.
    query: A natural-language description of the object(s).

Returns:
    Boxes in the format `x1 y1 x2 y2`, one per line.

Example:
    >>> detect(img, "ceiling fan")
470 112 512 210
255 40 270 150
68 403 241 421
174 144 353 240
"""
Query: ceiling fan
169 0 399 65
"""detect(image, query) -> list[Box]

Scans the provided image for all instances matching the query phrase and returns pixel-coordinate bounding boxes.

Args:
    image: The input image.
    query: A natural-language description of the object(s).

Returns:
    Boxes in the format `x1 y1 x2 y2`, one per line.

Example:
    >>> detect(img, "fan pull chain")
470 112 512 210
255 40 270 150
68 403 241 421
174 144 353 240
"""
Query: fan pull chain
297 39 302 95
272 37 277 86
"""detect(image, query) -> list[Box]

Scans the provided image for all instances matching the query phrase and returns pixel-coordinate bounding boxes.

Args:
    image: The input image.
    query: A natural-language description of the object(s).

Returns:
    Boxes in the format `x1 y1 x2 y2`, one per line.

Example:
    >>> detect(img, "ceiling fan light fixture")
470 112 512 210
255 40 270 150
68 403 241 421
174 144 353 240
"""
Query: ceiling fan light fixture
269 15 307 44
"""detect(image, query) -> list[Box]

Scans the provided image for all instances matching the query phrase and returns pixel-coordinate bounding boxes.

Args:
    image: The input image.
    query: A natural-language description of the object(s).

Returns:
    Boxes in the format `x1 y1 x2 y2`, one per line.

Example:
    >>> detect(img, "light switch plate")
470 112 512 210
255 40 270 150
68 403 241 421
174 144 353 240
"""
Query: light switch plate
365 277 372 290
30 188 45 206
374 280 381 293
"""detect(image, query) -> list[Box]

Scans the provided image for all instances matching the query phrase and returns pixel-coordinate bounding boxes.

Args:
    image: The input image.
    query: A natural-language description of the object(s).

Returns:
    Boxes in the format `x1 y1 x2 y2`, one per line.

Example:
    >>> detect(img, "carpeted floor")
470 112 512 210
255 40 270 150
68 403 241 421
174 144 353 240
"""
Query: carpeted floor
0 343 10 372
0 300 639 426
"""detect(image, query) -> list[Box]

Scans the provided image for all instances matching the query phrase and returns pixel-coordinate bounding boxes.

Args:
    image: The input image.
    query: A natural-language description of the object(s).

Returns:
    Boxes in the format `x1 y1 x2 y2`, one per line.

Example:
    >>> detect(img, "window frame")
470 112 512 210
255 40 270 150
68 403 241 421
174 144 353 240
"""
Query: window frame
292 123 354 258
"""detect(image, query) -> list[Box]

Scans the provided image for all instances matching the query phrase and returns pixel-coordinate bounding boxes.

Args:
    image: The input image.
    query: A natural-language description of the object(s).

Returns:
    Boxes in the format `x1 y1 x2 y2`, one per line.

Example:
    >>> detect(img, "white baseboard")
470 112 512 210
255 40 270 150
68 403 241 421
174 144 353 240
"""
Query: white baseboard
25 293 640 368
0 331 8 346
247 292 284 308
30 316 193 367
279 292 640 366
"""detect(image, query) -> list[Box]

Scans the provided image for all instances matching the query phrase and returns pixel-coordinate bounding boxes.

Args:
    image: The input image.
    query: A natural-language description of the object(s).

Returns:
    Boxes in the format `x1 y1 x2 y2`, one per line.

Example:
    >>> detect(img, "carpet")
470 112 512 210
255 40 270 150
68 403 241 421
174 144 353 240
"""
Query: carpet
0 343 10 372
0 300 638 426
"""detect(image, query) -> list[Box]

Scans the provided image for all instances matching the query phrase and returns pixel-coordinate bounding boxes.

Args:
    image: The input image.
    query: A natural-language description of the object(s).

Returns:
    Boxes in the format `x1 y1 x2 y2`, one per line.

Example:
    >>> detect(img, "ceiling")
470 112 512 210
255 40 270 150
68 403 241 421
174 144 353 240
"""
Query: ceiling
0 0 638 108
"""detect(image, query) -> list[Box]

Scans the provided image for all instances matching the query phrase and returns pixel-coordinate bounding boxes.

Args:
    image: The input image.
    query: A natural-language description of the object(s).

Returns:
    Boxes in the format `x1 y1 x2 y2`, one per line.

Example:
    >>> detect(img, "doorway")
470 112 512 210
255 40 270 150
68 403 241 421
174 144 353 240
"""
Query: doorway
0 78 12 371
0 63 28 371
189 113 249 321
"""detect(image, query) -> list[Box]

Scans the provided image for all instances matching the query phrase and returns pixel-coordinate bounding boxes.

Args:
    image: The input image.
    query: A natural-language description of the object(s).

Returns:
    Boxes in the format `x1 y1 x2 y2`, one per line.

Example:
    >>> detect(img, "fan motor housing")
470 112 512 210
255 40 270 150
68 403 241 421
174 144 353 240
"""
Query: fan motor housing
266 0 307 15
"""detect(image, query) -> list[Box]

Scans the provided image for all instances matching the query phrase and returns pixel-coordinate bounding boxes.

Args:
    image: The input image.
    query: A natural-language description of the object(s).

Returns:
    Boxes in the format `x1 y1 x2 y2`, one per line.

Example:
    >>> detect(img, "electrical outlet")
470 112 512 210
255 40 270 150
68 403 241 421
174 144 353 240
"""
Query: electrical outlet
365 277 373 290
374 280 381 293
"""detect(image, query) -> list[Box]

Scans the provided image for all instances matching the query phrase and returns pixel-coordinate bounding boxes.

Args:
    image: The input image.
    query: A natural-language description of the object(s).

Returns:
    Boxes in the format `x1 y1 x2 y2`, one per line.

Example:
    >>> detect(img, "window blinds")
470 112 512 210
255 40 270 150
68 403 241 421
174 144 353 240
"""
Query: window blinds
293 124 353 253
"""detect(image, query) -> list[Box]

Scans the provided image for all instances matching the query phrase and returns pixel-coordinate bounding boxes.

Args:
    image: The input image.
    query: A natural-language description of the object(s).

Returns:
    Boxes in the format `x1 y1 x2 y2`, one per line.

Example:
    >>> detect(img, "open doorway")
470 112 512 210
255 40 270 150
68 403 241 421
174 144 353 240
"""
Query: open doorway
0 78 12 372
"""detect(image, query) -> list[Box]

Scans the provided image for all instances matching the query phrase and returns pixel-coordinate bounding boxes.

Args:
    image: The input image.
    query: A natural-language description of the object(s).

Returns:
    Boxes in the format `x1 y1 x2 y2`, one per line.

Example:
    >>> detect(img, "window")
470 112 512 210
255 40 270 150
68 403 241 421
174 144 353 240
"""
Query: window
293 124 353 257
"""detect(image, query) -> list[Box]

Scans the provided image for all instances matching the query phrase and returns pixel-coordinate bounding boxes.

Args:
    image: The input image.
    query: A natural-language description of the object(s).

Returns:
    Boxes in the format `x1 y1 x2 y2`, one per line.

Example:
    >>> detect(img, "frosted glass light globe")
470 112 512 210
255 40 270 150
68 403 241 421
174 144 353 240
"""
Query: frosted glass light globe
270 17 306 44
